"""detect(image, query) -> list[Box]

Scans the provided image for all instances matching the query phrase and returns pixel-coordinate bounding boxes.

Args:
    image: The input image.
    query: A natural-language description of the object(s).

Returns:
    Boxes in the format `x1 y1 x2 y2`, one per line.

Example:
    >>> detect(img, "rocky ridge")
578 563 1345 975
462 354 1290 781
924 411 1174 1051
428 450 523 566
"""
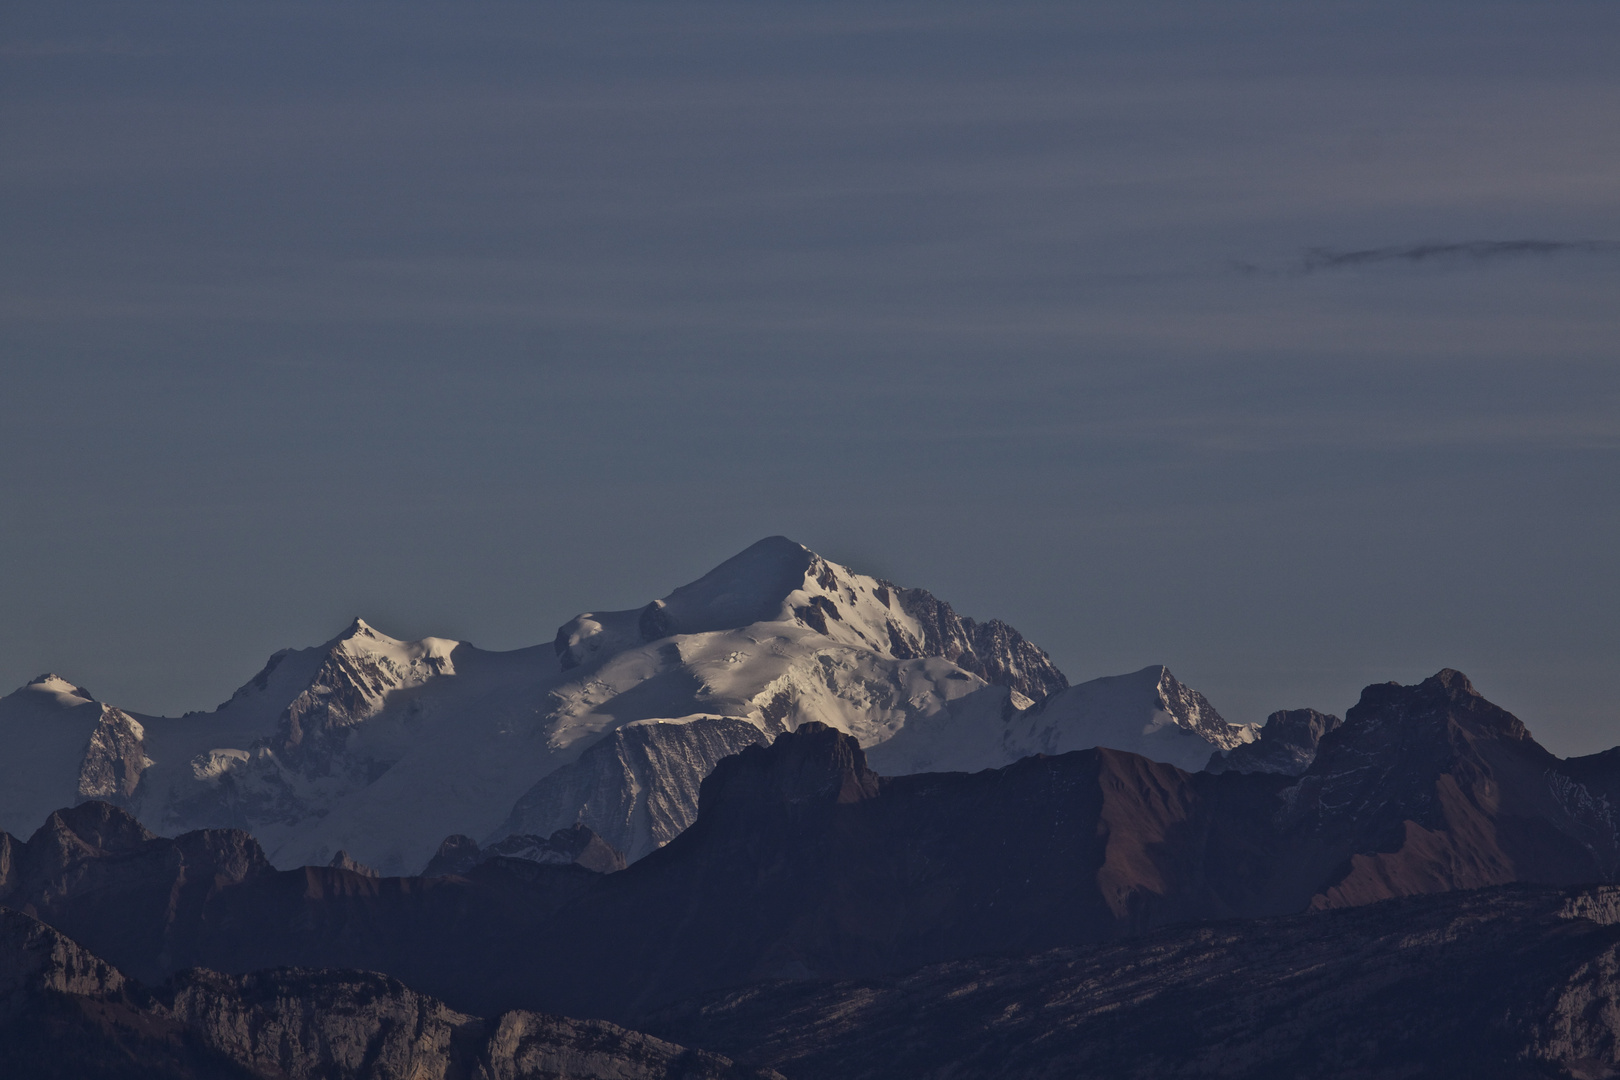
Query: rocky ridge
877 584 1067 701
0 906 780 1080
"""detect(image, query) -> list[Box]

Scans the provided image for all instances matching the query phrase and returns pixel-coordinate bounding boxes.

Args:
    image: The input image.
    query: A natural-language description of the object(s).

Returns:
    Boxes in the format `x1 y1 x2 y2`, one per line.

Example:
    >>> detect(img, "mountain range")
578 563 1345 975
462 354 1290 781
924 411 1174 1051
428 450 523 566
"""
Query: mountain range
6 538 1619 1076
5 668 1620 1023
0 537 1265 873
0 906 780 1080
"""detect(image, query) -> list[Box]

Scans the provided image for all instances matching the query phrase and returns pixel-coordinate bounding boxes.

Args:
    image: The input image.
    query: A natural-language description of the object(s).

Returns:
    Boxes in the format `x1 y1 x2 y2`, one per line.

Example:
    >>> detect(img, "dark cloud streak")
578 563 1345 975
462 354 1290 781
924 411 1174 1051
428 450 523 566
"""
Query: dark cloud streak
1300 240 1620 272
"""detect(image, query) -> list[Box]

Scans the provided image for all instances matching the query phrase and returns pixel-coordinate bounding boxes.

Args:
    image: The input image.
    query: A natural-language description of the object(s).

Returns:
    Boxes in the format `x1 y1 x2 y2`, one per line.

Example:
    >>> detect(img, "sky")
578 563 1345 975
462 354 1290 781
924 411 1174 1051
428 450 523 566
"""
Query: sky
1 1 1617 754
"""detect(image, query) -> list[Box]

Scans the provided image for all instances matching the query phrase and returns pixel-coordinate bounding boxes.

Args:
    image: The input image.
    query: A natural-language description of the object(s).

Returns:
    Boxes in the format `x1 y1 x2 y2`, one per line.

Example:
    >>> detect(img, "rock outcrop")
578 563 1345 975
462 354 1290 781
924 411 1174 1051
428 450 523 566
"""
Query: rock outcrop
423 824 627 876
1207 707 1341 775
327 850 379 876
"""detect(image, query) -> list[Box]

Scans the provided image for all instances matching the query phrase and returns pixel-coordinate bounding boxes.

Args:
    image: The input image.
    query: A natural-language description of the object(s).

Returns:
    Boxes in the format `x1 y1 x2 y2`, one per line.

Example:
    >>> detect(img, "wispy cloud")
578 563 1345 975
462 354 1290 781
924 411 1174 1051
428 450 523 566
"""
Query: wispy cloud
1299 240 1620 272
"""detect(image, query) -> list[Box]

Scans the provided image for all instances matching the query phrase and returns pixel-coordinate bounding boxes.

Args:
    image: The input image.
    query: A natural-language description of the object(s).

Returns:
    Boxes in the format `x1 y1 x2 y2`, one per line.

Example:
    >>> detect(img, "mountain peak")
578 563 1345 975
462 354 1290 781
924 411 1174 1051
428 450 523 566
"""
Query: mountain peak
553 536 830 667
328 849 380 877
19 674 95 702
324 618 457 666
1425 668 1479 697
30 799 155 855
1346 669 1527 741
551 536 1069 718
997 663 1249 772
744 534 810 557
336 617 396 646
657 536 817 636
1285 670 1552 847
269 621 458 767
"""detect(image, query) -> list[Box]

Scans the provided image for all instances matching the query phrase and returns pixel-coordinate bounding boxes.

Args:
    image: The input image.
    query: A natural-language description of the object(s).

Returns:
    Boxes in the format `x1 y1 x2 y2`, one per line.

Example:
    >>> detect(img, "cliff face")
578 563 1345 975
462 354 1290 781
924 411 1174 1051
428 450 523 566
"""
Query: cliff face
75 705 152 805
0 907 782 1080
887 585 1069 701
495 717 770 862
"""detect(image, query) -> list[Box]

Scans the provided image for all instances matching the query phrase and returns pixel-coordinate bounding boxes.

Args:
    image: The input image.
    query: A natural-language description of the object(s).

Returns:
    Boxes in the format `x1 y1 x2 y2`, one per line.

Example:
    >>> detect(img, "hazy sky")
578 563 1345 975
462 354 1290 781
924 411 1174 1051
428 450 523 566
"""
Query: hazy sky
2 1 1617 753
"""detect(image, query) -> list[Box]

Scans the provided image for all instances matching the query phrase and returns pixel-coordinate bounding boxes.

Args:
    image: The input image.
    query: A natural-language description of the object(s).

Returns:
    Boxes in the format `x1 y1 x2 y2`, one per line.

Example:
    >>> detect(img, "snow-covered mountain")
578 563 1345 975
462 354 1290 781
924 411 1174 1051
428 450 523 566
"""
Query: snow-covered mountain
0 536 1260 873
866 663 1256 774
0 675 144 832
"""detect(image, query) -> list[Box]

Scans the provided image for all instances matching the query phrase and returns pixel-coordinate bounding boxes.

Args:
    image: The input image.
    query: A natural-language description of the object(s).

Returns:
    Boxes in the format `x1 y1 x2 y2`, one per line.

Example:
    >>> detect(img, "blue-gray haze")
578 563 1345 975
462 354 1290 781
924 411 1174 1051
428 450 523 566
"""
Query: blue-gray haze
2 2 1617 752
